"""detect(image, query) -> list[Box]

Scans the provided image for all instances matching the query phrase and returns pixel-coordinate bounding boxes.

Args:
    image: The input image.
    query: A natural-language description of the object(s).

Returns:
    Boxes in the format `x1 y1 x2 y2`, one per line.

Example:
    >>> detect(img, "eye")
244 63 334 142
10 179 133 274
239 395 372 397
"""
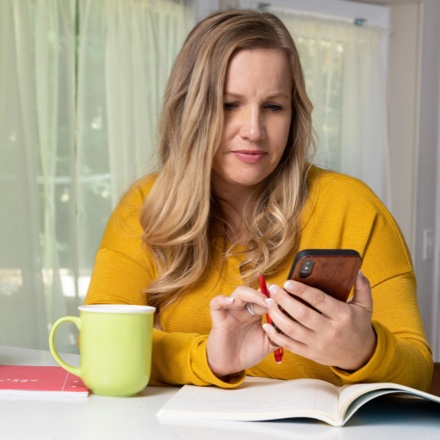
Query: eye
265 103 283 112
223 102 238 111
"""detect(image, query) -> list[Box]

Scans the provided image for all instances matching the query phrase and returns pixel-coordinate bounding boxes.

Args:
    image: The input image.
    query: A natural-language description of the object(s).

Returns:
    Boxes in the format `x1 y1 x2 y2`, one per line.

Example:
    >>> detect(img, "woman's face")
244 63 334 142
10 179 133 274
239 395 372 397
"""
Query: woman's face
212 48 292 198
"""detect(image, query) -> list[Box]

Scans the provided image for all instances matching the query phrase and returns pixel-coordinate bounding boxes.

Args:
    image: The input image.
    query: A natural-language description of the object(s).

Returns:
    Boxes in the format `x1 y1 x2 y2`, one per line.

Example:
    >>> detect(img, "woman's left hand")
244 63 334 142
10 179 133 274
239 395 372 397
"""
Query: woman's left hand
263 271 376 371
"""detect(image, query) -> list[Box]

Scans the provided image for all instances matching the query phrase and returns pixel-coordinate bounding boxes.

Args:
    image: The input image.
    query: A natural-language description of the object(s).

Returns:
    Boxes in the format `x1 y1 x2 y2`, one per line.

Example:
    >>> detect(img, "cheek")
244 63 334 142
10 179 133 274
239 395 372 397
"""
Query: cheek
281 113 293 140
272 119 291 151
211 144 228 176
220 117 235 144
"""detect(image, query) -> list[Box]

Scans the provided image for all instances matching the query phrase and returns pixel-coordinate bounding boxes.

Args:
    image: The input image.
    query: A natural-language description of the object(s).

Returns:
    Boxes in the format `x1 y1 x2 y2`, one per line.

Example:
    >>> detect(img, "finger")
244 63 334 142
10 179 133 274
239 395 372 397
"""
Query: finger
246 297 273 316
348 271 373 311
209 296 235 322
210 295 235 311
283 280 329 311
269 282 326 323
230 286 270 313
283 280 351 319
263 285 316 338
209 292 268 323
262 322 307 353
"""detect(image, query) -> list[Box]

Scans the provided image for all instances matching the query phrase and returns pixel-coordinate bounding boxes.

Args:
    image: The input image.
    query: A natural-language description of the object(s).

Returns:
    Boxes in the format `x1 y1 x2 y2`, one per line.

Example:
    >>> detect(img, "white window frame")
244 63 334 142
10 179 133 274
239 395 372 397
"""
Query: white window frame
192 0 389 73
193 0 389 29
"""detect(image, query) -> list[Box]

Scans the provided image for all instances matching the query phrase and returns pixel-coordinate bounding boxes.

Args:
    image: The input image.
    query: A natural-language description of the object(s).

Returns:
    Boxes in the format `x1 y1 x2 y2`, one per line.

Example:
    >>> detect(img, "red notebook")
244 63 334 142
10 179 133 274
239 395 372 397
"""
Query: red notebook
0 365 89 397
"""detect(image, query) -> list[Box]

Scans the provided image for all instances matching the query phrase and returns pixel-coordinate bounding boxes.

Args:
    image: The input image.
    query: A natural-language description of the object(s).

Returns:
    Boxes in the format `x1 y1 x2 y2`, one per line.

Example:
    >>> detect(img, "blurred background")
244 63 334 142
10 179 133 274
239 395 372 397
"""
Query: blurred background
0 0 439 360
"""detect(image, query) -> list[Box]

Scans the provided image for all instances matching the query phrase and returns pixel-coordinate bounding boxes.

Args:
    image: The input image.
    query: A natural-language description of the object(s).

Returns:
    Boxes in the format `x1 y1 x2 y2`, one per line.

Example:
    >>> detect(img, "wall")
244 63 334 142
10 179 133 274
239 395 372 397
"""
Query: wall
386 2 420 253
414 0 440 360
353 0 440 362
434 71 440 359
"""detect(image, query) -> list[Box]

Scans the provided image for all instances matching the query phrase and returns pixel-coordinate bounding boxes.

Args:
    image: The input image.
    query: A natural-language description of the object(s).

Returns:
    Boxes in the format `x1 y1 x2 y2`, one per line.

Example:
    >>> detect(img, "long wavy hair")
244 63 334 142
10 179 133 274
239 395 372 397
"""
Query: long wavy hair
140 9 315 315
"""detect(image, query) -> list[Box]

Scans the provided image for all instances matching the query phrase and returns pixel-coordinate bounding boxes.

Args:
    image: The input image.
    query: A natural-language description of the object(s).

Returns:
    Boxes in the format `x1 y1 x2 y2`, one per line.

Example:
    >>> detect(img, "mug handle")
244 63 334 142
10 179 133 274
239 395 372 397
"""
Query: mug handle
48 316 81 377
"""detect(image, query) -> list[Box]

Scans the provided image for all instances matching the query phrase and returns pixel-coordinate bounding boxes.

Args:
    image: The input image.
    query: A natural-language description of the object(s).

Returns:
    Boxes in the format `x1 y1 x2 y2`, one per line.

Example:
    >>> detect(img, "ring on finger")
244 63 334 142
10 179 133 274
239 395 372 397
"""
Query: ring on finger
246 303 257 316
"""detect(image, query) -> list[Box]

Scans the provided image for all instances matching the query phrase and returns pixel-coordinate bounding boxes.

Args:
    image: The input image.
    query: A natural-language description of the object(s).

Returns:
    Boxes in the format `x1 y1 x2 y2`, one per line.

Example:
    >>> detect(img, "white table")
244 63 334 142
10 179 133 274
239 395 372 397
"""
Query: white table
1 346 439 440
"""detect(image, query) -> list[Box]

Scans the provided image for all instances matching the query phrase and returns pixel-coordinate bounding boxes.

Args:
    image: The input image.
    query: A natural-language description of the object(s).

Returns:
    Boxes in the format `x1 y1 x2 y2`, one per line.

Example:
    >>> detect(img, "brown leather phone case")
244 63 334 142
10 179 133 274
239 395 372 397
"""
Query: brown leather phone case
288 249 362 302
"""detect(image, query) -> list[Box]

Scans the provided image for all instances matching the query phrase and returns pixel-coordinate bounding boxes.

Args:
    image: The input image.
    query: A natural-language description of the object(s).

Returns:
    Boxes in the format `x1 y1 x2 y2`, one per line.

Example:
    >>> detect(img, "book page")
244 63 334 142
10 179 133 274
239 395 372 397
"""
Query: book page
157 377 341 425
338 381 440 424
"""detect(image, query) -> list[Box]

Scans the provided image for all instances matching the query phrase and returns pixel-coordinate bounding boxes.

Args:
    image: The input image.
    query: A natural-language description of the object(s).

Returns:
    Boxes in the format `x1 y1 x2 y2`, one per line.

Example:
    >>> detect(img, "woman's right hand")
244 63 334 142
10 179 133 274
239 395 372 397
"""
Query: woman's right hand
262 272 376 371
206 286 276 378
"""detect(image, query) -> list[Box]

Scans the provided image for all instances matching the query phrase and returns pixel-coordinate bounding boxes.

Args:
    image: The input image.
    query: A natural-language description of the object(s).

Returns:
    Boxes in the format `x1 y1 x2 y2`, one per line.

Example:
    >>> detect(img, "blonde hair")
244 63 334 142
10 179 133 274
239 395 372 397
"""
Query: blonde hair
141 9 315 315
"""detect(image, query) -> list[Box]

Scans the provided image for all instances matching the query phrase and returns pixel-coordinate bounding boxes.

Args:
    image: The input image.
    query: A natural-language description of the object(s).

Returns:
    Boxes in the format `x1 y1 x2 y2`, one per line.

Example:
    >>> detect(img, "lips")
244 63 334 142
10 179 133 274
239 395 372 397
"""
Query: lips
232 150 267 164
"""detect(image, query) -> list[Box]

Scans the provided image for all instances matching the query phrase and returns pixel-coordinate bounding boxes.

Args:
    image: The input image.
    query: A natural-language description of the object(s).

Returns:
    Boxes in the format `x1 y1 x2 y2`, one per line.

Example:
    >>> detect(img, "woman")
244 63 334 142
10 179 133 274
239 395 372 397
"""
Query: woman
84 10 432 389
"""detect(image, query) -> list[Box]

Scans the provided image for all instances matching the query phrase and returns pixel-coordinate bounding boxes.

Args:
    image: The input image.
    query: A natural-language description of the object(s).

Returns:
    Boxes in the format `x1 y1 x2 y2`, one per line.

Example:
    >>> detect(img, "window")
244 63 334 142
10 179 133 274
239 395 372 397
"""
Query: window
0 0 390 352
0 0 191 352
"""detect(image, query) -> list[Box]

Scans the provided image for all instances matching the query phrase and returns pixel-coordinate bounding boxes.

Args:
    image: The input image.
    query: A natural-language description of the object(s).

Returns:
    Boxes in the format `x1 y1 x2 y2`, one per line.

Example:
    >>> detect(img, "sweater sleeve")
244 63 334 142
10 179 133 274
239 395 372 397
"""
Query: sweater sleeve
330 273 433 390
84 178 245 388
151 329 245 387
85 248 245 388
303 169 433 390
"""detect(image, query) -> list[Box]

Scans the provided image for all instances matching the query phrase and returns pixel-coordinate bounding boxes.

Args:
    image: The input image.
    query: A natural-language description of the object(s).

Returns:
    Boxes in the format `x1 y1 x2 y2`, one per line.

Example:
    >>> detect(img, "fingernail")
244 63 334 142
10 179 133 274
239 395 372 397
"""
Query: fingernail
269 284 278 295
225 297 234 303
264 298 273 306
284 280 295 290
262 323 271 333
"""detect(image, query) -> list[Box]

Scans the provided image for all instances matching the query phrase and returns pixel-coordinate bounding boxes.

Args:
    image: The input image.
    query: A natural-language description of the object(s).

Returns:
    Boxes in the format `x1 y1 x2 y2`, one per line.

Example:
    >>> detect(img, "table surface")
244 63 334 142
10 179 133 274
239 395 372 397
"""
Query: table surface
1 346 439 440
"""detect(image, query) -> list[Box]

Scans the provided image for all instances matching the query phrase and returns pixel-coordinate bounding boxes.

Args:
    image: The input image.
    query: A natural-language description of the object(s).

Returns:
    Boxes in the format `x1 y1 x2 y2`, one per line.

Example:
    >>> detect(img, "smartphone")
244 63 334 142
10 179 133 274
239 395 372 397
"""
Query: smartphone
287 249 362 303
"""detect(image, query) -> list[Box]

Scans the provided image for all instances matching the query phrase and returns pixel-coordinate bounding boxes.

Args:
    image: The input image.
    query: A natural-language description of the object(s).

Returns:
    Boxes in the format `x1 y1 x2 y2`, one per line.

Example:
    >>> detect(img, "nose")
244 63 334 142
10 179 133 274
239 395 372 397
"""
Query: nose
240 107 265 142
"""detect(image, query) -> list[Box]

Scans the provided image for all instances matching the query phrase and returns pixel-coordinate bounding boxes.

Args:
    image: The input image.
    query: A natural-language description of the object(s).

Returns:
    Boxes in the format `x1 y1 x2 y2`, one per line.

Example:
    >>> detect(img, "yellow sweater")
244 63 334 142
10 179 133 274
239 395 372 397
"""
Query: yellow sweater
84 167 433 390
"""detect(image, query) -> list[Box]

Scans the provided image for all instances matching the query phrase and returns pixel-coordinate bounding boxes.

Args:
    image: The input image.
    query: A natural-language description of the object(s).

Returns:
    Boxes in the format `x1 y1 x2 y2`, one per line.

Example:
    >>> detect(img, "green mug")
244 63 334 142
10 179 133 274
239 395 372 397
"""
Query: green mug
49 304 156 397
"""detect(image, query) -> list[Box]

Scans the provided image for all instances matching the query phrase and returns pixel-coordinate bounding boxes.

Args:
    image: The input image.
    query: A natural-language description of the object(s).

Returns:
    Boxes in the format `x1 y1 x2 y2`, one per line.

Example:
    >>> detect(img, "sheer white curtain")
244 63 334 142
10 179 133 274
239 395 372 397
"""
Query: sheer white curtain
0 0 76 350
269 8 391 205
77 0 191 206
0 0 191 352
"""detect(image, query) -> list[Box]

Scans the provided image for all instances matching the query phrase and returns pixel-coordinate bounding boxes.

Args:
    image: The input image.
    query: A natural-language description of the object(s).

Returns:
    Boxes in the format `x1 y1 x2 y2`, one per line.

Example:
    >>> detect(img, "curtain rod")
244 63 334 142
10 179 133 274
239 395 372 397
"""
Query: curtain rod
258 3 369 27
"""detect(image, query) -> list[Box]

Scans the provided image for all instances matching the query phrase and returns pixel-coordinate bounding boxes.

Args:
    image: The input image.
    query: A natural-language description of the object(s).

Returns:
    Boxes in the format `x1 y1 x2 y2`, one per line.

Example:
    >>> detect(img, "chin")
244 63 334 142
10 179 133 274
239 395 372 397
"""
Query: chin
230 177 267 188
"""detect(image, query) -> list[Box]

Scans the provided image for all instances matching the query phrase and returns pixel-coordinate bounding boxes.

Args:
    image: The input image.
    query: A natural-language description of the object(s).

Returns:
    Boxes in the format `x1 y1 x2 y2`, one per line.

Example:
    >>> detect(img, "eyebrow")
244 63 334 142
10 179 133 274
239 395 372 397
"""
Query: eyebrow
223 91 290 100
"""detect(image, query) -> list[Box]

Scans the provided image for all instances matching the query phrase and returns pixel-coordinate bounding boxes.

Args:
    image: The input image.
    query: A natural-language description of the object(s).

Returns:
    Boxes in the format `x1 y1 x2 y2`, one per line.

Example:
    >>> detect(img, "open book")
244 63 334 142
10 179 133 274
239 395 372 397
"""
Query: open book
157 376 440 427
0 365 89 398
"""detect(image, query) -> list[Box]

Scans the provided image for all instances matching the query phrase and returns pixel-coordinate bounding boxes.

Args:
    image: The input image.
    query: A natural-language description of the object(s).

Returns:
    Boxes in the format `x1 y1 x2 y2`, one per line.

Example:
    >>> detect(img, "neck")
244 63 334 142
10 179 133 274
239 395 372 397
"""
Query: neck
212 186 252 244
